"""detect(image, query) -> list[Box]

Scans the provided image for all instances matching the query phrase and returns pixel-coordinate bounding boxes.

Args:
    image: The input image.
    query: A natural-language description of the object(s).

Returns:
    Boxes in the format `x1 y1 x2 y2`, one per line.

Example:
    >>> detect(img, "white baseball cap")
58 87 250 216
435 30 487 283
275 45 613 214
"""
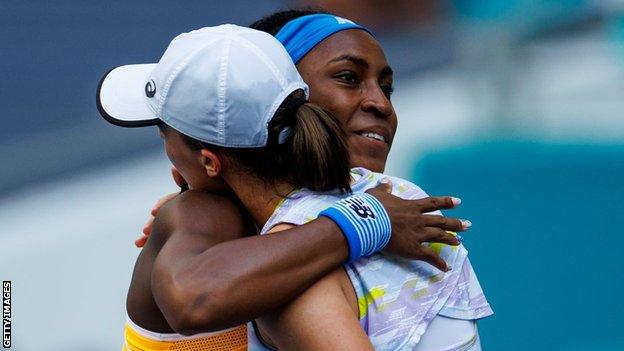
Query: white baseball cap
96 24 309 148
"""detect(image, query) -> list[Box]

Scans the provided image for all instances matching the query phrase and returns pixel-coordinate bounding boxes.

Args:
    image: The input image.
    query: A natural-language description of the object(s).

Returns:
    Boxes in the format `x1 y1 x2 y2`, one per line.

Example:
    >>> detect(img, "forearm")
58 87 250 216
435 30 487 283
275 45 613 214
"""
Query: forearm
175 216 348 331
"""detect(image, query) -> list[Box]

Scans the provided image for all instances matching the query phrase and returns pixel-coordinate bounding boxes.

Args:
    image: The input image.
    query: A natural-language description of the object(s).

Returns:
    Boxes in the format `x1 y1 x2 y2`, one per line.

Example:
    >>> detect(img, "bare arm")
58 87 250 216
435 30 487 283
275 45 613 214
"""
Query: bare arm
258 268 372 351
148 190 350 334
149 185 467 333
255 225 371 350
152 205 350 332
149 191 251 334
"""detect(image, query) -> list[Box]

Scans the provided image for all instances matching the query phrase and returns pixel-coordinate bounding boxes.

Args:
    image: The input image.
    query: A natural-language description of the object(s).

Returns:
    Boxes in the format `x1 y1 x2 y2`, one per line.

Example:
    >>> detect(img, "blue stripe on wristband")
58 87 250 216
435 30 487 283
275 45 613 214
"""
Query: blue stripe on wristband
340 203 370 253
318 207 362 263
331 204 367 260
365 194 391 255
319 193 392 263
363 193 392 249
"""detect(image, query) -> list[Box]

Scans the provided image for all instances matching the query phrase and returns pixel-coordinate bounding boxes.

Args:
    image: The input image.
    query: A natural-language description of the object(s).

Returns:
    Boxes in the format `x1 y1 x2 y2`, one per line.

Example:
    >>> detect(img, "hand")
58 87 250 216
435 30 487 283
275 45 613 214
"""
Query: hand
365 181 471 271
135 167 187 248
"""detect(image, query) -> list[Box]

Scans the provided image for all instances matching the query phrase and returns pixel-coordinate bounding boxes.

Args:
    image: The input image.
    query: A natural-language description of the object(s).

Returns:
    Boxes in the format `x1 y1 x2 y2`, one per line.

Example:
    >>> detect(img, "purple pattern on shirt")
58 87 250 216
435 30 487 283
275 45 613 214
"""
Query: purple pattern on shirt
253 168 492 350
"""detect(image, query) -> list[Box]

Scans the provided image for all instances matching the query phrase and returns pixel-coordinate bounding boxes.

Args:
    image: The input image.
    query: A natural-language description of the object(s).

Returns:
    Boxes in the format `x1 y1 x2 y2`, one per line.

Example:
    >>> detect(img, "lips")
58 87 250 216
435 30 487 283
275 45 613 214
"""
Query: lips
359 131 386 143
354 126 391 146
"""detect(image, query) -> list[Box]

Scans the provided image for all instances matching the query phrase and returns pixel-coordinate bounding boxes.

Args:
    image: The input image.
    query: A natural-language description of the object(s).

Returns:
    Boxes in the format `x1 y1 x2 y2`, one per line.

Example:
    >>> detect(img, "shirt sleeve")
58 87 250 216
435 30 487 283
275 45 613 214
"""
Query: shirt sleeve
387 177 494 320
438 257 494 319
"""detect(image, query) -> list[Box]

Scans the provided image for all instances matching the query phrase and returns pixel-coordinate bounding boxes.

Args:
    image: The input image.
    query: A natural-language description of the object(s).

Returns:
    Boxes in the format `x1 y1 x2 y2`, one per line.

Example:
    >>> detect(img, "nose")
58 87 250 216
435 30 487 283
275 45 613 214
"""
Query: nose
361 83 393 118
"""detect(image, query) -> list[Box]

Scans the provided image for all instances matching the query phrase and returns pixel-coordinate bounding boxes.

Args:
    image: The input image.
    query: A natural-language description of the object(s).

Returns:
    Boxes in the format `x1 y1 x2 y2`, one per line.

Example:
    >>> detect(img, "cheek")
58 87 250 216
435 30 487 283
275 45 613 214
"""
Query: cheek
163 141 195 179
389 114 398 139
163 141 177 164
309 89 358 130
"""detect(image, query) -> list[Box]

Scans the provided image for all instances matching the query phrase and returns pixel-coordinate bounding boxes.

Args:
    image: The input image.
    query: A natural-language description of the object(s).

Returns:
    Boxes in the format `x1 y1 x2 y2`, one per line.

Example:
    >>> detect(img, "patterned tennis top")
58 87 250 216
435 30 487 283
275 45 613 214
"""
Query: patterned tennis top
248 167 492 350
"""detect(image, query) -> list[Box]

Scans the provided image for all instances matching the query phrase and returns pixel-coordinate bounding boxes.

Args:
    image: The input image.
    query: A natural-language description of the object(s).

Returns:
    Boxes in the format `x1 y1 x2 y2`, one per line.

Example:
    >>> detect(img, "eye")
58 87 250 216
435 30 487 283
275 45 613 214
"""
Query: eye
381 84 394 99
334 71 359 85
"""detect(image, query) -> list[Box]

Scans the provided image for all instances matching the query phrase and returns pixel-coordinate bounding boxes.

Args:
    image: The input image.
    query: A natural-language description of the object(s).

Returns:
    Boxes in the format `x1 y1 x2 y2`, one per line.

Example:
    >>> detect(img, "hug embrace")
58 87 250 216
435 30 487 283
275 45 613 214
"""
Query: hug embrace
97 9 492 351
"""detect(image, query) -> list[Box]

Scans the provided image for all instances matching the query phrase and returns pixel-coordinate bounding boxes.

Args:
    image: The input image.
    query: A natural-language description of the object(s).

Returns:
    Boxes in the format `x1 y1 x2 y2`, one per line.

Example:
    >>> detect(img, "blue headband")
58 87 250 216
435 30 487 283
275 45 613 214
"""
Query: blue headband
275 14 373 64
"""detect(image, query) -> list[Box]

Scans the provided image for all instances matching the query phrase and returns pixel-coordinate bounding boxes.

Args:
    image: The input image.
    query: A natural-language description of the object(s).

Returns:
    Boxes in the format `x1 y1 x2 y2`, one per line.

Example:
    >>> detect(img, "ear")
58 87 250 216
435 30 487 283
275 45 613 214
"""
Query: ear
200 149 222 177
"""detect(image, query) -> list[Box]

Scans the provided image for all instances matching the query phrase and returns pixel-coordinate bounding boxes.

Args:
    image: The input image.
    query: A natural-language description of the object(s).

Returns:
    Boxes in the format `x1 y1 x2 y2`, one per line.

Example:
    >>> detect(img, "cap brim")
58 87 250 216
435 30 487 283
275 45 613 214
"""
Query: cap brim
96 64 160 127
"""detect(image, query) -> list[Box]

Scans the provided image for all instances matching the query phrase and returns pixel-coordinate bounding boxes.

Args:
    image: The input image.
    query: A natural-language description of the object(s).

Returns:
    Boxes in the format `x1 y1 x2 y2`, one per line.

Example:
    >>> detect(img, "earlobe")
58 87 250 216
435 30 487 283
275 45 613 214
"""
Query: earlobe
200 149 221 177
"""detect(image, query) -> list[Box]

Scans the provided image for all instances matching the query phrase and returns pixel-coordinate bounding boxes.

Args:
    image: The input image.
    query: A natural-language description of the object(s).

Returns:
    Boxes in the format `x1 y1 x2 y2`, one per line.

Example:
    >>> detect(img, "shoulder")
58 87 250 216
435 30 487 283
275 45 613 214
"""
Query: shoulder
263 191 337 232
386 176 429 201
353 167 429 201
153 190 250 244
166 190 244 221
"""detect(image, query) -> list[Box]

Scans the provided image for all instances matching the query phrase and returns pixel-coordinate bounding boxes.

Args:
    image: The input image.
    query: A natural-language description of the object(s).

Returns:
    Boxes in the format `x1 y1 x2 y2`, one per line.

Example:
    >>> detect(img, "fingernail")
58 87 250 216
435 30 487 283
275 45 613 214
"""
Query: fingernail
380 178 391 184
461 220 472 229
452 197 461 206
446 266 452 272
456 234 463 242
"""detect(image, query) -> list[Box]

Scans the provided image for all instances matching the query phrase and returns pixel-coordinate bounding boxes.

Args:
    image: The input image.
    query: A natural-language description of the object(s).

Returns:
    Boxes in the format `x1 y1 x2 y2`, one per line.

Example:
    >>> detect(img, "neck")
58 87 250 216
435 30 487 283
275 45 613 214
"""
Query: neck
222 172 295 228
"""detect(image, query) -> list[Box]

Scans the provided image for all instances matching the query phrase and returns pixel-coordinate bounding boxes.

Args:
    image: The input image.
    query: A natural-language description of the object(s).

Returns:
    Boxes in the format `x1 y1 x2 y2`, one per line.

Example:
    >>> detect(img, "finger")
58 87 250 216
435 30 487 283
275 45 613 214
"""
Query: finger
135 235 148 248
150 193 177 216
142 217 155 236
171 167 187 189
416 196 461 213
420 227 460 246
421 215 470 231
417 246 449 271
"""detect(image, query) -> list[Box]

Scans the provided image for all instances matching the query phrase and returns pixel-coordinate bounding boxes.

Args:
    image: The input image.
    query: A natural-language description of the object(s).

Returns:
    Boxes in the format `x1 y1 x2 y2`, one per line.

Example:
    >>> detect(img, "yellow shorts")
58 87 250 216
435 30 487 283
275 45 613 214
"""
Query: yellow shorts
122 319 247 351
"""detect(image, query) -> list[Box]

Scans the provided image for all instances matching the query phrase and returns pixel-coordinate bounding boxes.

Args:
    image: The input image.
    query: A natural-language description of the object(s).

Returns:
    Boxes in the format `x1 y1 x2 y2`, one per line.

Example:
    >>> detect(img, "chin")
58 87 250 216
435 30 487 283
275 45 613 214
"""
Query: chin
352 157 386 173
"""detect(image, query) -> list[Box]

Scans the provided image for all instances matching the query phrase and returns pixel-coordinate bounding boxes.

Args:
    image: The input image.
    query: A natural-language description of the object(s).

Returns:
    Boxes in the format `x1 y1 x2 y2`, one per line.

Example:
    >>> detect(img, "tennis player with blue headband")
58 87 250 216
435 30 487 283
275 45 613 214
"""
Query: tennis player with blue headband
131 10 491 350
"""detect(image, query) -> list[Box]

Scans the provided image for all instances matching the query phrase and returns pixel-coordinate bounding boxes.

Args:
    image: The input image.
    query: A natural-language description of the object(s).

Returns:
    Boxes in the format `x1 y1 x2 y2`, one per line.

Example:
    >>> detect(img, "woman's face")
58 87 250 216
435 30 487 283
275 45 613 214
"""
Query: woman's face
296 29 397 173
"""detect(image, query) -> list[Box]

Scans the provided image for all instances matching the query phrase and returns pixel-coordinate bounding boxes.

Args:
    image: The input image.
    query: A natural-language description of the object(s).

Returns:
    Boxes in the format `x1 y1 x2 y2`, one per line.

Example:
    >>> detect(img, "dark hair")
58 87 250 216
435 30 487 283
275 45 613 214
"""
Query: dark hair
249 8 329 35
177 90 351 194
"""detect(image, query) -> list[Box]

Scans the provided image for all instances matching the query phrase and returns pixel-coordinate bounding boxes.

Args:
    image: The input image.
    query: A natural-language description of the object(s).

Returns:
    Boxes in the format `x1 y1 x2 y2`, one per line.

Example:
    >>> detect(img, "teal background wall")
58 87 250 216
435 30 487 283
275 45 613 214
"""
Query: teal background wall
413 140 624 350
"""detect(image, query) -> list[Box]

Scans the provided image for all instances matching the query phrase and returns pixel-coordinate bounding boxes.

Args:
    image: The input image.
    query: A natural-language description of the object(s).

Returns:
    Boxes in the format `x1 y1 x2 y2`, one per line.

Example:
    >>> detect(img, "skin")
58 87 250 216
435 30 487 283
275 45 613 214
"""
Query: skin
258 227 372 351
126 29 469 342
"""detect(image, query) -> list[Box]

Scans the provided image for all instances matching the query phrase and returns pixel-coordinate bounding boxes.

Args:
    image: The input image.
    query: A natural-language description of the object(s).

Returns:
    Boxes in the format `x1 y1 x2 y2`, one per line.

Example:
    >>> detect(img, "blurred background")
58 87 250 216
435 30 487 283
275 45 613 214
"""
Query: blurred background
1 0 623 349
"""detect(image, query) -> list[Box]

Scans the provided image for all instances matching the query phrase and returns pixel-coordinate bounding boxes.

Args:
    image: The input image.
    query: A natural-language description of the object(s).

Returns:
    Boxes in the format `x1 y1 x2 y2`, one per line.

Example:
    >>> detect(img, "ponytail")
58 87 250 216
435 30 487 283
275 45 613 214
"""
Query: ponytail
287 102 351 193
